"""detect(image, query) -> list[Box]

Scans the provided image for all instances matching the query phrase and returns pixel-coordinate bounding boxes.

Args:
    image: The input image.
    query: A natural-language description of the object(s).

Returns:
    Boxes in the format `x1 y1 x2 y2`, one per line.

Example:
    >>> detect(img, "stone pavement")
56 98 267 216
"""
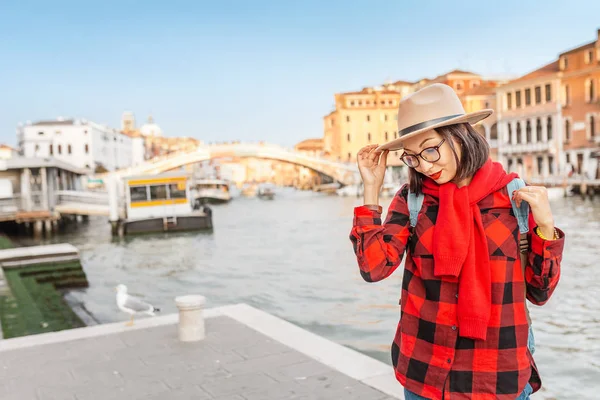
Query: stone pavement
0 305 403 400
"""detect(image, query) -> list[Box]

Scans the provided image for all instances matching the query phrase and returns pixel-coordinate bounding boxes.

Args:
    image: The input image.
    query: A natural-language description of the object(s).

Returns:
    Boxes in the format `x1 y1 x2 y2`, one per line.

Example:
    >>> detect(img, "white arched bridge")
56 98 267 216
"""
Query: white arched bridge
105 143 360 186
51 143 359 217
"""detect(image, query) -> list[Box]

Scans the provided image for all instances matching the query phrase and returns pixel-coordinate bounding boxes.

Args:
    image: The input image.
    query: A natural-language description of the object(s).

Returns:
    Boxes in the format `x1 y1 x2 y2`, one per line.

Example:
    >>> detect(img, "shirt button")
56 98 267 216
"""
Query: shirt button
452 325 457 331
455 293 459 299
447 359 452 364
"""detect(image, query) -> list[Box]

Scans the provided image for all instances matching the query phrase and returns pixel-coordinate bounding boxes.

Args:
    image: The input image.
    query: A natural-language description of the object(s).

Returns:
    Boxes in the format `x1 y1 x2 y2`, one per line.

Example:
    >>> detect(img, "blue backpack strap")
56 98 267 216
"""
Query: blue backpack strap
506 177 533 328
506 178 529 234
407 190 425 228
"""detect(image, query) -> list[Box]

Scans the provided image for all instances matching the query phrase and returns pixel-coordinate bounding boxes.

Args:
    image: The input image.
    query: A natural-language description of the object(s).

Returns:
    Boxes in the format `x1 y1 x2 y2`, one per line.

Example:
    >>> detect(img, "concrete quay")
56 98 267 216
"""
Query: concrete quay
0 303 404 400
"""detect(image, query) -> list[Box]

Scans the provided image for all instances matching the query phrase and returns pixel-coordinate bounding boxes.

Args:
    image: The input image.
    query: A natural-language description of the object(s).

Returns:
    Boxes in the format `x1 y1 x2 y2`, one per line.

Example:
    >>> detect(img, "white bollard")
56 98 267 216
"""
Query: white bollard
175 295 206 342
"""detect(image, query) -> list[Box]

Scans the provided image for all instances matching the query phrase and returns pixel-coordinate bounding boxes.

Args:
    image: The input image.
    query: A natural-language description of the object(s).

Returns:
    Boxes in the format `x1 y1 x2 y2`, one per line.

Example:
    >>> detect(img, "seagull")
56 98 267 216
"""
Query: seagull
115 284 160 326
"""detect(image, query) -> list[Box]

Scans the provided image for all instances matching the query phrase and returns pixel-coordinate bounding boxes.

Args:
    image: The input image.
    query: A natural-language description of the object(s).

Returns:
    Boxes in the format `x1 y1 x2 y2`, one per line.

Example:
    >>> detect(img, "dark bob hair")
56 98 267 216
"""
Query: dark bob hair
407 123 489 194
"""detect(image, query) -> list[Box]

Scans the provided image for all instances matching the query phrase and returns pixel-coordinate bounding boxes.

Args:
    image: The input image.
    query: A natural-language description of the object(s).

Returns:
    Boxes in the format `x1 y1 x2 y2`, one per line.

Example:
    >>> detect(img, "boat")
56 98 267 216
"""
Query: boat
191 179 232 204
257 184 276 200
240 182 258 197
120 172 212 235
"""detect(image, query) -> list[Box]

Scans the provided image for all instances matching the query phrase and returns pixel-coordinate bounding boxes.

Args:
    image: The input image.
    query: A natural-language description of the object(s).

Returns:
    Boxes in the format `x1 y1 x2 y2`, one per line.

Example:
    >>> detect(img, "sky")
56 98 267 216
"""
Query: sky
1 0 600 148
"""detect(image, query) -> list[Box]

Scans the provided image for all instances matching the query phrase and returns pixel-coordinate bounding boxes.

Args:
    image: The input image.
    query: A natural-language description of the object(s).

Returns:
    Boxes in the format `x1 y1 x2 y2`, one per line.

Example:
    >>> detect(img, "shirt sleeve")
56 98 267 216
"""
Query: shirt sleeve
525 217 565 305
349 185 411 282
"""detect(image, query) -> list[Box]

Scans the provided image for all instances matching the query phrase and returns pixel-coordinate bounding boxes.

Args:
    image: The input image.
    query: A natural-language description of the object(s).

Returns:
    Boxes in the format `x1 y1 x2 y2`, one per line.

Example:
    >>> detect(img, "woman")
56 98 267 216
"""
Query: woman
350 84 564 400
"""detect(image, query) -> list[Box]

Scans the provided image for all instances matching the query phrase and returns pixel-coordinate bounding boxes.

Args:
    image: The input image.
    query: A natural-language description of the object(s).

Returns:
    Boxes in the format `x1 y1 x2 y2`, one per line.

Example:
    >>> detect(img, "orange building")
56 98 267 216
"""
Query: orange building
559 28 600 179
323 70 504 165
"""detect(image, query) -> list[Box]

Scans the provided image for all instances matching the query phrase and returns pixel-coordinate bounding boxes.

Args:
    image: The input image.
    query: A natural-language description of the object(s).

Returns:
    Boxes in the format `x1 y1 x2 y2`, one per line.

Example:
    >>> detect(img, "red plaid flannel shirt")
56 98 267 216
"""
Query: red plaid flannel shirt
350 185 564 400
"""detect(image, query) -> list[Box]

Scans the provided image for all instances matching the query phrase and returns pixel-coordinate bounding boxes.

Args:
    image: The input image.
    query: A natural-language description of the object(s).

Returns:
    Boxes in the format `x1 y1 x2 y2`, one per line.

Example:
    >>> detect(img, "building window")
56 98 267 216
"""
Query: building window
455 80 464 92
506 93 512 110
564 84 570 105
470 80 480 88
548 155 554 175
384 114 388 121
346 116 350 122
49 144 53 155
591 115 596 138
350 101 355 106
547 117 553 140
587 79 596 103
565 119 571 142
536 118 542 142
380 100 385 105
490 123 498 140
85 144 89 153
358 101 362 106
58 145 62 154
367 133 371 142
516 122 522 144
545 84 552 102
515 91 522 108
347 152 351 161
388 100 393 105
38 131 44 135
560 56 568 70
68 144 72 154
366 115 370 122
525 88 531 106
508 124 513 143
366 100 370 105
537 156 544 176
385 132 389 141
526 120 532 143
535 86 541 104
585 50 593 64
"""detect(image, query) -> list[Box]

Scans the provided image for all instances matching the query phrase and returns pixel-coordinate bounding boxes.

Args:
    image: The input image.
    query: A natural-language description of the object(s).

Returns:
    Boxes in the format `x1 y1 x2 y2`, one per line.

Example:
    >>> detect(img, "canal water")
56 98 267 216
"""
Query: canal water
11 187 600 399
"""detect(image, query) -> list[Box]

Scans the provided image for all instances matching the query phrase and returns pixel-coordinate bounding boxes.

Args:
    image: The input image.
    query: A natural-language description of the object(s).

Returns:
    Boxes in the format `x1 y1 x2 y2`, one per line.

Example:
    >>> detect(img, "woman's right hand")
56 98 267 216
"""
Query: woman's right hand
357 145 389 190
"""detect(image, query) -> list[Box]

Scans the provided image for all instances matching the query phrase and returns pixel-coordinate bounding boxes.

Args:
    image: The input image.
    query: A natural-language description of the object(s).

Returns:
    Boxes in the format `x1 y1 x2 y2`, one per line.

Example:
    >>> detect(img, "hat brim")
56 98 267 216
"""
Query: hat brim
376 109 494 152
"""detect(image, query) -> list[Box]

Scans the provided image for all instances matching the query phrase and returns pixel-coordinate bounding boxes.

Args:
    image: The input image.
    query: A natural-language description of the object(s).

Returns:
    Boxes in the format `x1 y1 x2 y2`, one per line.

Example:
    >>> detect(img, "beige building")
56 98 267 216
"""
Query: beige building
323 84 410 166
495 61 563 180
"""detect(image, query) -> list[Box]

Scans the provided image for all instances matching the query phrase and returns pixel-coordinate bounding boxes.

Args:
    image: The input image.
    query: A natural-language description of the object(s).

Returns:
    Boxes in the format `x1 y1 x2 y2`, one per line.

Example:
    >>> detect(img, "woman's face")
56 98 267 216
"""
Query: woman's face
400 129 461 184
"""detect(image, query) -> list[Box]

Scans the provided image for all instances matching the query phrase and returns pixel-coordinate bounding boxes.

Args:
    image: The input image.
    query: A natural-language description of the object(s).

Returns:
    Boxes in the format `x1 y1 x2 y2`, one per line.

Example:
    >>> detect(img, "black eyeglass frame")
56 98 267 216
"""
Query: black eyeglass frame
400 139 446 168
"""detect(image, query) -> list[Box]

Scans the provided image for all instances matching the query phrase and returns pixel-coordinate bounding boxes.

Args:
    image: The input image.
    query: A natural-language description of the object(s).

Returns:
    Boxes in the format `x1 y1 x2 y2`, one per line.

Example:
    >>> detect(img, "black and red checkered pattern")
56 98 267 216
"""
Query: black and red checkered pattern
350 184 564 400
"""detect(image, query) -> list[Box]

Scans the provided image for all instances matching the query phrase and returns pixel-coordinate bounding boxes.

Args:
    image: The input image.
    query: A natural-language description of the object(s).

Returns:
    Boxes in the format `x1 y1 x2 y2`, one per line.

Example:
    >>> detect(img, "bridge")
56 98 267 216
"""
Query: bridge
102 143 360 186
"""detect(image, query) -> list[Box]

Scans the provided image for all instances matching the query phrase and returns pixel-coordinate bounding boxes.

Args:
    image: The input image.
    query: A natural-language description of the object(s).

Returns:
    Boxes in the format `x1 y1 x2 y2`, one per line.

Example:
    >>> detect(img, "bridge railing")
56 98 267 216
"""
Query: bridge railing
55 190 109 206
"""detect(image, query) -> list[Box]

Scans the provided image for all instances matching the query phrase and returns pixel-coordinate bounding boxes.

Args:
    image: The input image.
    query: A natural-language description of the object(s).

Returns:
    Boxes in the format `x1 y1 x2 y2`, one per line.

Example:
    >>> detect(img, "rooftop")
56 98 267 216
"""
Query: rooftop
507 60 560 84
0 156 90 175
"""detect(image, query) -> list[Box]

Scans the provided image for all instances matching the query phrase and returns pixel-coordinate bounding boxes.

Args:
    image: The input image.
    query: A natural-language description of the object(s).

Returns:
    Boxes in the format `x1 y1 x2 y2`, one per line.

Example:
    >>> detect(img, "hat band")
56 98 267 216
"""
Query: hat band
398 114 463 137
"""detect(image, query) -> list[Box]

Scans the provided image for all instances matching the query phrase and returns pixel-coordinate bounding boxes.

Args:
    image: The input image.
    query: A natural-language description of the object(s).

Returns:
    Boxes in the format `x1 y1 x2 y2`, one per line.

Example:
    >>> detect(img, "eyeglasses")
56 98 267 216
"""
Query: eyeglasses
400 139 446 168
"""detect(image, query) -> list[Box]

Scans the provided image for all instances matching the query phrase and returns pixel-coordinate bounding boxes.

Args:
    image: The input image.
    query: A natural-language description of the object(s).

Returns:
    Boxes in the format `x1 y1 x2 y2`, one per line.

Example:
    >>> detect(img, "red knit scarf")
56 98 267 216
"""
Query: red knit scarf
421 160 516 340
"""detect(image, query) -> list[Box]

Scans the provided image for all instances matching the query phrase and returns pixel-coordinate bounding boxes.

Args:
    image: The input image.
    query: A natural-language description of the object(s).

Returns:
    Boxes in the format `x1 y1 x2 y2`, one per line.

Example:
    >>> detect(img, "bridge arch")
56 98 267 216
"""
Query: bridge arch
107 144 359 186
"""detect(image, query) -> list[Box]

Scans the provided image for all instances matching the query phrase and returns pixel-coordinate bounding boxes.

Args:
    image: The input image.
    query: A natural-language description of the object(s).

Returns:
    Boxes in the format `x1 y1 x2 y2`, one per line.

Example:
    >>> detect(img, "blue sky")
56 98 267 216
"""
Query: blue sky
1 0 599 147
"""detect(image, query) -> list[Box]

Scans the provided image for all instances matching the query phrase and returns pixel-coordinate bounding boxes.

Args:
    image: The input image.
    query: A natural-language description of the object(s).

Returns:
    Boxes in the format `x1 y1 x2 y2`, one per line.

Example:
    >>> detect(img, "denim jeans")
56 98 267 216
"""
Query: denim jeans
404 326 536 400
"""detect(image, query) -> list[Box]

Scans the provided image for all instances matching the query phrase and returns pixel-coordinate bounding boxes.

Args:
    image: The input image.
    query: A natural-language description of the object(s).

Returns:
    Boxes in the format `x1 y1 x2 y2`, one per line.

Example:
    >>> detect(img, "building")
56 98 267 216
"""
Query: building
322 70 504 166
0 144 17 160
17 118 144 172
559 28 600 179
294 138 325 157
323 85 407 166
120 113 200 159
495 61 563 180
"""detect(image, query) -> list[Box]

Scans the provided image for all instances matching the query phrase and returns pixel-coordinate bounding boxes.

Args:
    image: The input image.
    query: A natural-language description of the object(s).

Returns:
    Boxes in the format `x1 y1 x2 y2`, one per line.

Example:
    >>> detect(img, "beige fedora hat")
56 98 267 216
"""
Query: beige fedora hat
376 83 493 151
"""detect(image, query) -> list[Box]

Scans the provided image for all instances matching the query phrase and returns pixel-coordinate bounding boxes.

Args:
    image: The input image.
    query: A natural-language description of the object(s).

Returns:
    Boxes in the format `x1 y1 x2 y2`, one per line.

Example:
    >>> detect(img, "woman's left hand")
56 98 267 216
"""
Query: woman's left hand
513 185 555 237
